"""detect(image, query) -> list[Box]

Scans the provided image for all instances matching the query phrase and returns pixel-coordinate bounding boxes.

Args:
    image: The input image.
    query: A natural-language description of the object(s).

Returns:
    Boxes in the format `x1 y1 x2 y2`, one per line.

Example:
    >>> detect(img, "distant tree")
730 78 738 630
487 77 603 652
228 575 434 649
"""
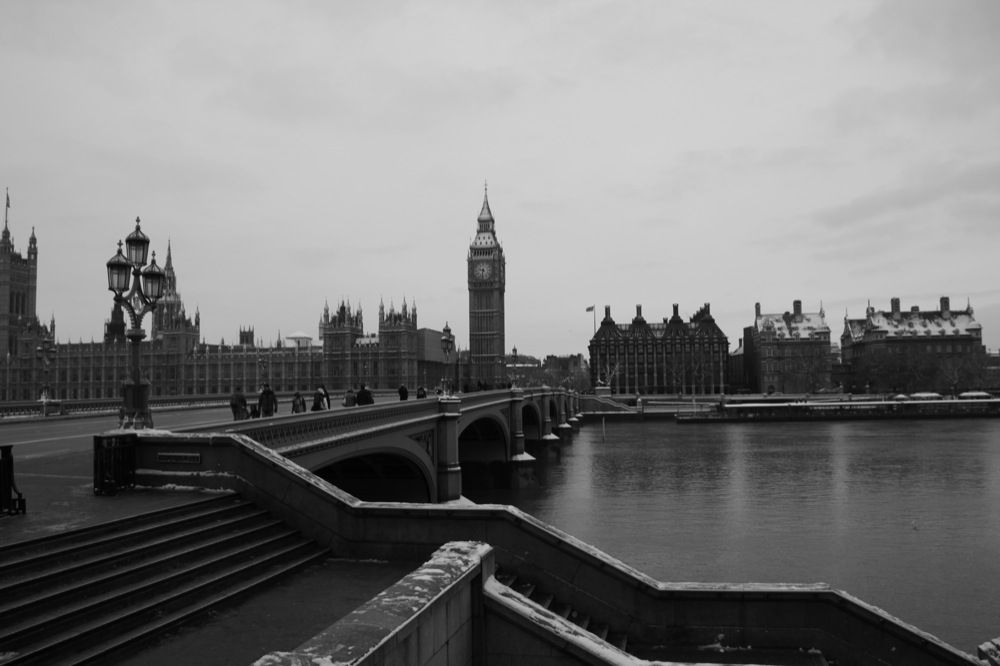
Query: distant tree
787 345 831 393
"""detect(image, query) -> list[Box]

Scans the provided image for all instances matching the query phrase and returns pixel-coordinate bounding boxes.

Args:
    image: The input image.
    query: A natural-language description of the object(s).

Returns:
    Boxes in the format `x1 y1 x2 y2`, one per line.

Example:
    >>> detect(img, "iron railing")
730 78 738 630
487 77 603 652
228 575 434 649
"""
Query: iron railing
93 433 137 496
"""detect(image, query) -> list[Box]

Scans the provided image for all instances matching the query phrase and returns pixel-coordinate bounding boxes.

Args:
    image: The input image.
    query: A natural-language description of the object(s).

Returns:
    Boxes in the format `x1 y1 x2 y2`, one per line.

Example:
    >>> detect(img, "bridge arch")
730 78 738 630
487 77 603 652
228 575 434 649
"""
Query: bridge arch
520 401 544 442
457 414 510 464
309 436 436 503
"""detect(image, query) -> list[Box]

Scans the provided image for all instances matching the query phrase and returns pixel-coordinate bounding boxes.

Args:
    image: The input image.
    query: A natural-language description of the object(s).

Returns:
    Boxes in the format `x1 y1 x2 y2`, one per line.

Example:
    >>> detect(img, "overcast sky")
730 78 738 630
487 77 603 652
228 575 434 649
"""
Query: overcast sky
2 1 999 358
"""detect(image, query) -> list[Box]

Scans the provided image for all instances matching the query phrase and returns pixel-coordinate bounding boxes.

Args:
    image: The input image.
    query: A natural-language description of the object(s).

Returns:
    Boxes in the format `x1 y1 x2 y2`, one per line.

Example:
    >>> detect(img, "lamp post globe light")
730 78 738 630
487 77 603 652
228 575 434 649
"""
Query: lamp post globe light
440 322 454 396
105 217 165 429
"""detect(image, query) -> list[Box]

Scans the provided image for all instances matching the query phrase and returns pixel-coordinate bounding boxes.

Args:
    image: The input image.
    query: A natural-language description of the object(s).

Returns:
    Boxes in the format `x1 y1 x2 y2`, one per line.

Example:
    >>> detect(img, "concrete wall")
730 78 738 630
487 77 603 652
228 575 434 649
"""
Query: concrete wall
126 431 980 666
254 541 490 666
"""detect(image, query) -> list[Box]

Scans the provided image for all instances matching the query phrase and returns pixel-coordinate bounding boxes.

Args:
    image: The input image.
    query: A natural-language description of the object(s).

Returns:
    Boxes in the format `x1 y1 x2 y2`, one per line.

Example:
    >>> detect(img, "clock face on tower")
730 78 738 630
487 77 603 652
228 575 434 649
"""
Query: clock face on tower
474 262 492 279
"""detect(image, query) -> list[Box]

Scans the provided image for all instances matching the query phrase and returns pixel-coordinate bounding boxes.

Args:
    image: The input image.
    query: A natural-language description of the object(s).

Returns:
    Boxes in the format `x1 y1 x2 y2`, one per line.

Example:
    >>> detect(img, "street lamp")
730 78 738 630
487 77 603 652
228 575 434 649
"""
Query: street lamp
440 322 454 396
35 337 56 406
105 217 164 429
512 345 518 388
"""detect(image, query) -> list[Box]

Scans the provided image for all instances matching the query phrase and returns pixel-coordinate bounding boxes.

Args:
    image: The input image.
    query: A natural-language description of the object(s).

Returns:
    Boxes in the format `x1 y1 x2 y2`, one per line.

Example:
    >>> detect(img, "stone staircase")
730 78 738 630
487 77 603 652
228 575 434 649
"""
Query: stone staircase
494 567 629 652
0 495 327 666
494 567 829 666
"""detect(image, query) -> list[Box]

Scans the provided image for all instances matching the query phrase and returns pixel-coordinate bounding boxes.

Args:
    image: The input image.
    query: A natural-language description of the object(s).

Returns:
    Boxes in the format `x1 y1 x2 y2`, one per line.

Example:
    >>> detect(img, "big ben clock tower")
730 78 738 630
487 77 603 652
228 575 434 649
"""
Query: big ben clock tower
468 184 506 389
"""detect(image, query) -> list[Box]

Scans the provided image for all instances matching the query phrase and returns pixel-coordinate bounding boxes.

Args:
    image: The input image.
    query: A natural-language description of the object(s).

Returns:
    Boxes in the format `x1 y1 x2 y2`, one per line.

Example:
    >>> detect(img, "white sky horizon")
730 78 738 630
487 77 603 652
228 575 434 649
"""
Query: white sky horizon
3 1 999 357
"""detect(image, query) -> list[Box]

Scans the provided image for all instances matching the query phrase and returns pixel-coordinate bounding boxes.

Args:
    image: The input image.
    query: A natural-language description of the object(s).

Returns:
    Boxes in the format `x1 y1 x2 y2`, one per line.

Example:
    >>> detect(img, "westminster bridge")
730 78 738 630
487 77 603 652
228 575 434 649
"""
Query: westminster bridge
108 386 581 503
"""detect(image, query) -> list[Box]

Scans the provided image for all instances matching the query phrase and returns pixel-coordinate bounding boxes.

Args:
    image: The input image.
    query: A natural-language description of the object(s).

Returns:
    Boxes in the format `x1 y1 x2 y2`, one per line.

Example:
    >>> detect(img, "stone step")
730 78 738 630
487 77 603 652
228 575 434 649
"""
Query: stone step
0 496 326 666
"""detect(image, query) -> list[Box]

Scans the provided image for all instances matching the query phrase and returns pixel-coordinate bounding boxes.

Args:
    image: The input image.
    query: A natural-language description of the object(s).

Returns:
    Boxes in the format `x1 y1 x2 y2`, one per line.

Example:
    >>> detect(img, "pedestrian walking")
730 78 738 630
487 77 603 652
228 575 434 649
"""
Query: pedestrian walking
258 383 278 417
230 388 248 421
291 391 307 414
398 384 409 401
356 383 374 406
342 387 357 407
416 386 427 399
311 386 327 411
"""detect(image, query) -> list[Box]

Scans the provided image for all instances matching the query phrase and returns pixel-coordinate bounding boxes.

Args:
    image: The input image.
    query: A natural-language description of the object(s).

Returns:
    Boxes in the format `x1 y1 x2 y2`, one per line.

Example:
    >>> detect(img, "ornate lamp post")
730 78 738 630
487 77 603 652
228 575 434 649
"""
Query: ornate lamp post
105 217 165 429
440 323 454 396
35 337 56 406
512 345 518 388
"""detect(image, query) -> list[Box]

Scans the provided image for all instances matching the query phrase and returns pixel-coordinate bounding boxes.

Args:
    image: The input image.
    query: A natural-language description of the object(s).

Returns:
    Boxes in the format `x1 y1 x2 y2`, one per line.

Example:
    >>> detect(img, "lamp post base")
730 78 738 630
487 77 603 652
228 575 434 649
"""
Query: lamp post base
122 381 154 430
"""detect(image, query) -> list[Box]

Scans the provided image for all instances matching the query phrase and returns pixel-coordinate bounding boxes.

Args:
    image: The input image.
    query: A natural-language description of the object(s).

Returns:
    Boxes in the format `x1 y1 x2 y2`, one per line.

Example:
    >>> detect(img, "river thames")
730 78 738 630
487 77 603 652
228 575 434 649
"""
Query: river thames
465 418 1000 655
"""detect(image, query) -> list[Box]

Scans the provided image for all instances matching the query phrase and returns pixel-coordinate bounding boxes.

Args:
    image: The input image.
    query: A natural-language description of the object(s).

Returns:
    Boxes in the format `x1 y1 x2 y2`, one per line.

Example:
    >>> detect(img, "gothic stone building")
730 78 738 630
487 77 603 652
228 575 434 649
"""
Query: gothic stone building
588 304 729 395
742 300 833 394
0 217 38 358
841 296 986 394
0 220 450 402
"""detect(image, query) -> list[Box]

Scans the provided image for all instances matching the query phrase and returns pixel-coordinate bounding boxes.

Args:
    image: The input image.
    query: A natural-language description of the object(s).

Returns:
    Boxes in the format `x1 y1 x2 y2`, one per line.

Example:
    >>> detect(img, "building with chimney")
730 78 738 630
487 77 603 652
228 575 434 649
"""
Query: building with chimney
841 296 986 394
588 304 729 395
742 300 833 394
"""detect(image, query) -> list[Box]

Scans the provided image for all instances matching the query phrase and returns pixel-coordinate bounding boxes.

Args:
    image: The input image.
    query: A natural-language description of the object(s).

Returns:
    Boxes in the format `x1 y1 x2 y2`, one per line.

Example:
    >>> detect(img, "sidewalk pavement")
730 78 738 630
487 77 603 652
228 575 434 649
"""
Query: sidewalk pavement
3 446 205 544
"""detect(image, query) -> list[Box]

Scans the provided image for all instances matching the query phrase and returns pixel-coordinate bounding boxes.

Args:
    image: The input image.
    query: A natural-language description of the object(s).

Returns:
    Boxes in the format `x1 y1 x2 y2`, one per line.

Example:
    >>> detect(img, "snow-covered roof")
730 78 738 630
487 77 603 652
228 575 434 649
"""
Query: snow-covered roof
842 318 867 343
865 309 980 338
756 311 830 340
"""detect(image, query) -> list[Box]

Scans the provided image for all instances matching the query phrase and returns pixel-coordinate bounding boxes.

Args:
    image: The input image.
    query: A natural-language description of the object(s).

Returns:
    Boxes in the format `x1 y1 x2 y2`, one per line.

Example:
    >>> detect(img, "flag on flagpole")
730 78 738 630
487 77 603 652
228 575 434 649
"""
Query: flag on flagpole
585 305 595 312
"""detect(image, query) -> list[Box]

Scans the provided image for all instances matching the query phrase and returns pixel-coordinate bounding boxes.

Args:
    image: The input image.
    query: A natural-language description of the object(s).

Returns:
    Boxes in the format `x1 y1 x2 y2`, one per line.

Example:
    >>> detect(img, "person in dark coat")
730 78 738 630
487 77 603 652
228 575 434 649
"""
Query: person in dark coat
398 384 408 401
311 386 327 411
291 391 307 414
230 388 248 421
258 384 278 417
356 383 375 406
342 387 357 407
416 386 427 399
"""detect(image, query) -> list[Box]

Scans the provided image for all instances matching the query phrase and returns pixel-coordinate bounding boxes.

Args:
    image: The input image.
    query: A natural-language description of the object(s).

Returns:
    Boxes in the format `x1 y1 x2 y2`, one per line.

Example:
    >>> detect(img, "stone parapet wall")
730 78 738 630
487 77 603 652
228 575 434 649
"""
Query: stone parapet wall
252 541 490 666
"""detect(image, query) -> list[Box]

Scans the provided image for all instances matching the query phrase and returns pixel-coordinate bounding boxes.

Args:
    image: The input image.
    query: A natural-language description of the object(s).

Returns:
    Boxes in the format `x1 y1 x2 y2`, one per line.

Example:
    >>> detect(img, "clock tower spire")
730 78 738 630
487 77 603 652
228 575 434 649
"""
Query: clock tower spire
468 182 506 389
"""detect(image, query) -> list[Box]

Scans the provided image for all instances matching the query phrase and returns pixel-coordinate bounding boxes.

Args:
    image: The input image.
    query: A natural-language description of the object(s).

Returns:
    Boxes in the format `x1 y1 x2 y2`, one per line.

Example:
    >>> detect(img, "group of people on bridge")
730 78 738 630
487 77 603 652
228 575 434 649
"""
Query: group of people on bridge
229 382 427 421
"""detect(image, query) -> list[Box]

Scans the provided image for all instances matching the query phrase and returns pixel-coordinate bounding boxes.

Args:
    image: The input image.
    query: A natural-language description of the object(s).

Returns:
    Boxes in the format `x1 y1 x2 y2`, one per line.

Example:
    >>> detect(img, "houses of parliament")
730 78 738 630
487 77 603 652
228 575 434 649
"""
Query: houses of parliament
0 190 508 402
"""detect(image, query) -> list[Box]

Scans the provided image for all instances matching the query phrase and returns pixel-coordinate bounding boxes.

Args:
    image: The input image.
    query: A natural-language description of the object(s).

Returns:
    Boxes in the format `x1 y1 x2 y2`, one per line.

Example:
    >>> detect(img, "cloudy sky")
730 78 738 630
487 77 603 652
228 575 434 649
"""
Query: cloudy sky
2 1 999 358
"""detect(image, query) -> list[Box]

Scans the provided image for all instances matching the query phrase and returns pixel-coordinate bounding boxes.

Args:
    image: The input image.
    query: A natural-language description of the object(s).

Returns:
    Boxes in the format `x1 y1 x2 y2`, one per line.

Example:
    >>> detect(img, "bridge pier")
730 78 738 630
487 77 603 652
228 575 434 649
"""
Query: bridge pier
568 392 582 432
555 423 573 442
436 396 463 502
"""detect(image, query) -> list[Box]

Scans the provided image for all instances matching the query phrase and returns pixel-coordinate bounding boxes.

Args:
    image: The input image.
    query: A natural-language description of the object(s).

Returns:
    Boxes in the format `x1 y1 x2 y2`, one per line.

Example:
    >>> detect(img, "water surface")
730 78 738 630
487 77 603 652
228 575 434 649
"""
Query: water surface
468 419 1000 654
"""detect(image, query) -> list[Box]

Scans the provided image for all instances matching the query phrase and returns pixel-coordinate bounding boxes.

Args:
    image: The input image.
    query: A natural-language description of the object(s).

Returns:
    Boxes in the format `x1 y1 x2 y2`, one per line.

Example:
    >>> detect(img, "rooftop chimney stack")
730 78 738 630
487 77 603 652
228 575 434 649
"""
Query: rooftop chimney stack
673 304 680 317
755 302 761 317
891 297 901 321
793 300 802 320
941 296 951 320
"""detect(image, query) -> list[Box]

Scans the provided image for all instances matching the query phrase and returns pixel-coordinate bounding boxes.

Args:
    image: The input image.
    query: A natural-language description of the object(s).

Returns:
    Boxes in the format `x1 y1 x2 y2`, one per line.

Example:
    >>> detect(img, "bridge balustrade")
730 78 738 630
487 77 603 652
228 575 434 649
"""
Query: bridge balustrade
184 398 444 452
